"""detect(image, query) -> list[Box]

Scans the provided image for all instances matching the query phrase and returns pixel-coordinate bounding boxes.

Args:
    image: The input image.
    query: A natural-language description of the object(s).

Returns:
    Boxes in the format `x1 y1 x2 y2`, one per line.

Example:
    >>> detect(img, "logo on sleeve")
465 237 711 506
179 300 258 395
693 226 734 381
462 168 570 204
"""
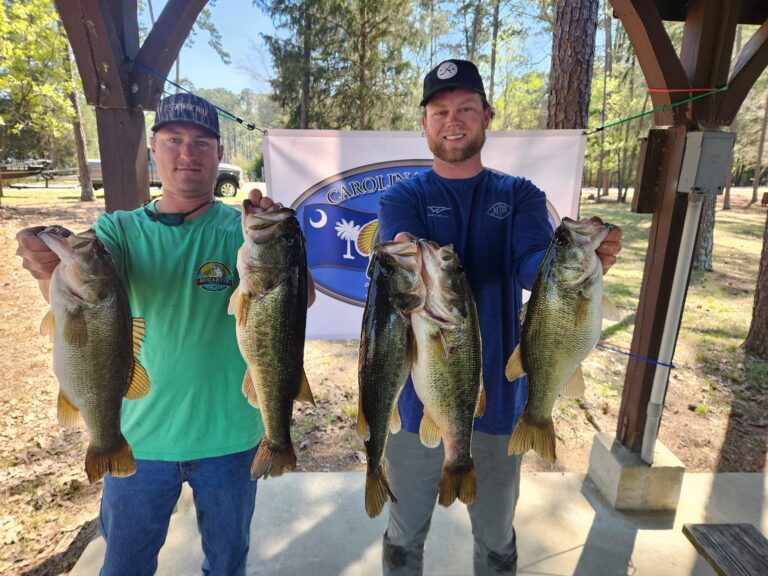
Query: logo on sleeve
195 262 233 292
427 206 451 218
487 202 512 220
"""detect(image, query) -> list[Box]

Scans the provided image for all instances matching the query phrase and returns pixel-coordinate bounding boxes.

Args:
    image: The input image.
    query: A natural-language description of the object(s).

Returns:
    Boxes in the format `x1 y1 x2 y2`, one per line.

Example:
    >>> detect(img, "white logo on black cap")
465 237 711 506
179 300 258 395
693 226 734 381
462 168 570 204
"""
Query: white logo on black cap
436 62 458 80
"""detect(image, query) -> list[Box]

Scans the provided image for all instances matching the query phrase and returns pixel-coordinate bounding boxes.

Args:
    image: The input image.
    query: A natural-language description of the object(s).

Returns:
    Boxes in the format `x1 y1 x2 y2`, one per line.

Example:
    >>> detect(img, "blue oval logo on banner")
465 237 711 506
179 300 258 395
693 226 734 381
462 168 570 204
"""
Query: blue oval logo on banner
292 161 562 306
291 160 433 306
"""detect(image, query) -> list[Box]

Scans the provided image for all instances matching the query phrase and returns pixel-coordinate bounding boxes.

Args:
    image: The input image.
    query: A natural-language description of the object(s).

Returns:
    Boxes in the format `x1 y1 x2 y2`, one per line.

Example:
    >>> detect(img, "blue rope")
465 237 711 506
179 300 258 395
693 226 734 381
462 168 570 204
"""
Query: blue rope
128 57 263 133
596 342 675 369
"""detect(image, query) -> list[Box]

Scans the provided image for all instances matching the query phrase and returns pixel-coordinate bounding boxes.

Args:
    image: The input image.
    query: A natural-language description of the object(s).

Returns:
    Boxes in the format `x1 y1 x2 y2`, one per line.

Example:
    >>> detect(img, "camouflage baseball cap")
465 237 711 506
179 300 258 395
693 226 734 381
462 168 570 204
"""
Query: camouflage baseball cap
151 93 220 138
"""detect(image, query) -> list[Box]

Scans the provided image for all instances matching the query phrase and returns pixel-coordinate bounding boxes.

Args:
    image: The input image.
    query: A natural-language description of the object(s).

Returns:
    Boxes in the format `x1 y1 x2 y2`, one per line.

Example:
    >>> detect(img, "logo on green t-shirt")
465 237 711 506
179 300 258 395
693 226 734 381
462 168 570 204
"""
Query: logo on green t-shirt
195 262 233 291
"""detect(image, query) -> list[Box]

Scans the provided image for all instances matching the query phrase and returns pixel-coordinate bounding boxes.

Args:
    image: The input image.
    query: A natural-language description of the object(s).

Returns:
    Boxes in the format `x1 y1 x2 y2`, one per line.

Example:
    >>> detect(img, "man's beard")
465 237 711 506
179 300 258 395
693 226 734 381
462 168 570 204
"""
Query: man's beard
427 129 486 164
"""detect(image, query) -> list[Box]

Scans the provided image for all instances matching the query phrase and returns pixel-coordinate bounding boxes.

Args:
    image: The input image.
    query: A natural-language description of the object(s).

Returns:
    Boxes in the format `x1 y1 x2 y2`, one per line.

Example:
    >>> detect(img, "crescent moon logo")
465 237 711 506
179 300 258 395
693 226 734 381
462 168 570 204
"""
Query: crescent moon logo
309 209 328 228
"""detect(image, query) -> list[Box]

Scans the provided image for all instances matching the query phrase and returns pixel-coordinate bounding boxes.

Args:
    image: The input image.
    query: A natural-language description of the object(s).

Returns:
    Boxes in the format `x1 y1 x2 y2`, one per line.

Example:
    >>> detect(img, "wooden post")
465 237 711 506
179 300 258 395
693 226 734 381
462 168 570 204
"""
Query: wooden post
54 0 207 212
608 0 768 452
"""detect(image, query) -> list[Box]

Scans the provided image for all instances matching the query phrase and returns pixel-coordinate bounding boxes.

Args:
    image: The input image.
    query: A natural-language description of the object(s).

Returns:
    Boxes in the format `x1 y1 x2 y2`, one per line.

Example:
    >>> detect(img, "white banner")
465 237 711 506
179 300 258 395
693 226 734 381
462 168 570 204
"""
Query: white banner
263 129 586 339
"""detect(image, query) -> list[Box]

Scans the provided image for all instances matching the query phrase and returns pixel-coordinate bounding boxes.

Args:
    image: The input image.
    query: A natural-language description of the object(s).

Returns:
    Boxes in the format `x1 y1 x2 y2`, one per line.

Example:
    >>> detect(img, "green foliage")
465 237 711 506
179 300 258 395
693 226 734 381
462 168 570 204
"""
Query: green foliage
0 0 75 161
254 0 423 130
494 71 547 129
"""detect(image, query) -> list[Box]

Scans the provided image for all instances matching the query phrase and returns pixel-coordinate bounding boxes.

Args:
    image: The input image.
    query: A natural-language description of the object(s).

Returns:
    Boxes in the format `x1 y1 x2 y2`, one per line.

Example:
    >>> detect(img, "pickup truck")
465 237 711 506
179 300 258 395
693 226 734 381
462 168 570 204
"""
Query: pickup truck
88 147 243 197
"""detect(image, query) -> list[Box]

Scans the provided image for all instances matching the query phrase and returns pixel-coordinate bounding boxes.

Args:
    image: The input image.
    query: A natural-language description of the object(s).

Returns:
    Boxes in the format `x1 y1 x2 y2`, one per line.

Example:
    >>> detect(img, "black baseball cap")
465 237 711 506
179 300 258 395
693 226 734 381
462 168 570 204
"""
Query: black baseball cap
420 59 486 106
151 93 220 139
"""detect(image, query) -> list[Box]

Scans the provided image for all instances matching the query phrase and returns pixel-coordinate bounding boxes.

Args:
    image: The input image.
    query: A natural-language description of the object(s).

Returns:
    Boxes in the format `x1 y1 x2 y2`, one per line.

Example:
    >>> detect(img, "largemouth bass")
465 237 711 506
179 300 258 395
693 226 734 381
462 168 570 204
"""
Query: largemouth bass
505 217 618 463
229 202 313 479
410 240 485 507
39 226 150 483
358 240 425 518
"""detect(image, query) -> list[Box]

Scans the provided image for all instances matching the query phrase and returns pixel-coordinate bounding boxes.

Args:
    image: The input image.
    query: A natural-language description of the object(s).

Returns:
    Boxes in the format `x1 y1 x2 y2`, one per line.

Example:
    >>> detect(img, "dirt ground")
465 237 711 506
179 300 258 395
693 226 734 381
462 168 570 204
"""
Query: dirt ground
0 191 766 575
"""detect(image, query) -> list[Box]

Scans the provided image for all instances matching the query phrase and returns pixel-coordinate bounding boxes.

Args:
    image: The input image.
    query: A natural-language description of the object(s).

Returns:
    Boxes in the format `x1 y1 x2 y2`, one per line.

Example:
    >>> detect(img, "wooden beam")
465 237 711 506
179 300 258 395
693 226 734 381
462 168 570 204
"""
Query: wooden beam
132 0 208 110
617 125 689 450
718 18 768 124
679 0 739 127
609 0 690 125
54 0 128 108
95 109 149 213
105 0 139 60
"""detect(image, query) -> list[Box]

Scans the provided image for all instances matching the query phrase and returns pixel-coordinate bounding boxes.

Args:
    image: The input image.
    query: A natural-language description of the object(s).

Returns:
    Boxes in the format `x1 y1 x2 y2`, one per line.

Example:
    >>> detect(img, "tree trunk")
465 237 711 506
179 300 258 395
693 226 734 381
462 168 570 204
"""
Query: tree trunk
358 5 367 130
65 46 94 202
692 195 716 271
723 27 741 210
467 3 483 61
300 7 311 129
547 0 599 129
744 209 768 359
488 0 501 105
596 6 611 201
175 54 180 93
751 91 768 205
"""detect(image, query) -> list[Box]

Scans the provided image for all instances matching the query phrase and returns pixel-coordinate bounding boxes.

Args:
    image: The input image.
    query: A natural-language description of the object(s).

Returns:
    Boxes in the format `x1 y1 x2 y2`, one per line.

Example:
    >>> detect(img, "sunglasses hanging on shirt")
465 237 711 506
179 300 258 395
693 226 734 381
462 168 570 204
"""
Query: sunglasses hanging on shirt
143 198 215 226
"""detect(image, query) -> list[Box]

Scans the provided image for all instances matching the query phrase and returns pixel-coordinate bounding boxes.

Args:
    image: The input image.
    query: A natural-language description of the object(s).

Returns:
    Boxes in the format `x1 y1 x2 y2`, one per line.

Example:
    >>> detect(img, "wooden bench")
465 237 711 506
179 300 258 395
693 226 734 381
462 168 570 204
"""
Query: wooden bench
683 523 768 576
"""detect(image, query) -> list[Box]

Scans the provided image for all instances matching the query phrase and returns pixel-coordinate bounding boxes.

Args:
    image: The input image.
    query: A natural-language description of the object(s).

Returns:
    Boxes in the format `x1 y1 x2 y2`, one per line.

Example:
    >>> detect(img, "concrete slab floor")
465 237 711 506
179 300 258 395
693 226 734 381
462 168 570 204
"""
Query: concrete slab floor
71 472 768 575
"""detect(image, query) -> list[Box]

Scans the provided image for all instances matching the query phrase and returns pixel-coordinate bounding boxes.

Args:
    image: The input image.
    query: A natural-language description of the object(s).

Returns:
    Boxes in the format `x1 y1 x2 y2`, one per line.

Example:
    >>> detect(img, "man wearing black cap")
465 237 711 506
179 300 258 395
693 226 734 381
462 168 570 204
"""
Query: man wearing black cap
377 59 622 575
16 92 312 575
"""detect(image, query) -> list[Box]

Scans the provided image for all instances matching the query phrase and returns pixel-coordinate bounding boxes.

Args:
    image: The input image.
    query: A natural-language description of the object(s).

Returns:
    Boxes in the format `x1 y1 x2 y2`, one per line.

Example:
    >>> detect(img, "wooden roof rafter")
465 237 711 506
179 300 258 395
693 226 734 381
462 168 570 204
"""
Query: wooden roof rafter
610 0 690 126
55 0 208 113
719 18 768 124
56 0 128 108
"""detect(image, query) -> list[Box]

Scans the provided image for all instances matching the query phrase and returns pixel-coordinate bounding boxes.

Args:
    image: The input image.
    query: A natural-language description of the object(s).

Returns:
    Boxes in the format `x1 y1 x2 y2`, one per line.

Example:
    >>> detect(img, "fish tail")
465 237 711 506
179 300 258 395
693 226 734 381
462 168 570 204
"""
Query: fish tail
507 414 557 463
250 439 297 480
85 436 136 484
438 461 476 507
365 464 397 518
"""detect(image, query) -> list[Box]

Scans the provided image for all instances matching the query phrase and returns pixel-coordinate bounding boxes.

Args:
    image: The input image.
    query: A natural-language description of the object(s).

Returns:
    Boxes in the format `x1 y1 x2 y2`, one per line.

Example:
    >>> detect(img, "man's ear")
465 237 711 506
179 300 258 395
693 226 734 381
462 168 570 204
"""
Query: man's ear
218 144 224 161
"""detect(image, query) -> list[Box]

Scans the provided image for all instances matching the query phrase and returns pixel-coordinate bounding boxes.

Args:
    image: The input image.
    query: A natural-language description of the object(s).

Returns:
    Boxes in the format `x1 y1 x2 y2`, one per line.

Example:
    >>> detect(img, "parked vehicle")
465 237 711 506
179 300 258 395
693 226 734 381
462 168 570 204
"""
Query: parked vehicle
88 147 242 197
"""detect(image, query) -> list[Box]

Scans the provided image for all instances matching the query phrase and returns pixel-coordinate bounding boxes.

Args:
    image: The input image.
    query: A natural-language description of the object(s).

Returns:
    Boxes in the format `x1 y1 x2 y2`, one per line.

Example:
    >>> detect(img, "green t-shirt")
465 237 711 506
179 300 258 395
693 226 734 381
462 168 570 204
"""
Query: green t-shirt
93 201 264 460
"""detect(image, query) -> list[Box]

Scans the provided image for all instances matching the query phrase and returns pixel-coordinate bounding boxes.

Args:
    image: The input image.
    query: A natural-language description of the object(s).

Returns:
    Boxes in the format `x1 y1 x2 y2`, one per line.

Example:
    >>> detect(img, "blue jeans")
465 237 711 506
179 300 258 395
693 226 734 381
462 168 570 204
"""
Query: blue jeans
99 446 258 576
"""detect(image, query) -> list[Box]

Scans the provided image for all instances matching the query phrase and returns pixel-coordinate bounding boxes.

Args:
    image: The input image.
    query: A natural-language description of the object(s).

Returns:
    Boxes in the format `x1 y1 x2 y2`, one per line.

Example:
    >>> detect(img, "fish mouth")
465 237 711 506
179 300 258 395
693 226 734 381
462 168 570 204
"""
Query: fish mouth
38 226 76 262
242 201 292 230
561 217 612 246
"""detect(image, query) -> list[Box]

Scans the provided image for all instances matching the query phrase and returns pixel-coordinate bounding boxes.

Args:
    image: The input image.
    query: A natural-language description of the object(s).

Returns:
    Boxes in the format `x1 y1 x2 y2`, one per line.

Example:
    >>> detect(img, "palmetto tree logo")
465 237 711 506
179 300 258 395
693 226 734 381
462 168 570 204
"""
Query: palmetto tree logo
335 218 361 260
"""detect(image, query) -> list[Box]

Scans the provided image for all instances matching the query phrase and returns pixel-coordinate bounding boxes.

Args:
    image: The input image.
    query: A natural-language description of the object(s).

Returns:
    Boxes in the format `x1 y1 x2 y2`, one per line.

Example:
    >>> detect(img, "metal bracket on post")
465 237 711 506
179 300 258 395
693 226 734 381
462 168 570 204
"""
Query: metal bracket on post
640 130 736 465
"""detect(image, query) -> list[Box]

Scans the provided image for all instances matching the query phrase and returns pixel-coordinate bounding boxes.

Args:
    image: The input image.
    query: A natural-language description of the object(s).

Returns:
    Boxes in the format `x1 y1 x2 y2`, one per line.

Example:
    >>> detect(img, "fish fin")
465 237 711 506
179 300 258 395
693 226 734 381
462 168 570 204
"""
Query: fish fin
40 309 56 341
389 405 402 434
407 328 417 365
131 318 146 357
418 411 442 448
295 369 315 405
242 371 259 408
365 463 396 518
125 359 151 400
227 288 239 316
474 382 486 418
63 310 88 347
57 392 81 428
507 413 556 463
505 345 525 381
250 438 296 479
602 295 621 321
230 289 250 325
438 462 476 507
560 365 585 398
85 435 136 484
357 397 370 441
428 330 450 364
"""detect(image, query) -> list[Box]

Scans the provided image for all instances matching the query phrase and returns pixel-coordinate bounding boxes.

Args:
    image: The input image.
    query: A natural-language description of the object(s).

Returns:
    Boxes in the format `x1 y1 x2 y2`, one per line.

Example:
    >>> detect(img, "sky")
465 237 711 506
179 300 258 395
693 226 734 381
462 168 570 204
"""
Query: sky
140 0 276 94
